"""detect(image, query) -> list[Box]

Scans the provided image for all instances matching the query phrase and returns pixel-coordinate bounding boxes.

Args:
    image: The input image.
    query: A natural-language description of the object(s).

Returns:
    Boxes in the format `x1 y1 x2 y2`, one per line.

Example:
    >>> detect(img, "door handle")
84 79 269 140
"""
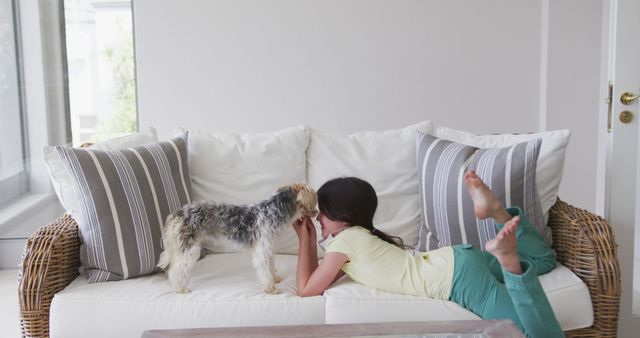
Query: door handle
620 92 639 105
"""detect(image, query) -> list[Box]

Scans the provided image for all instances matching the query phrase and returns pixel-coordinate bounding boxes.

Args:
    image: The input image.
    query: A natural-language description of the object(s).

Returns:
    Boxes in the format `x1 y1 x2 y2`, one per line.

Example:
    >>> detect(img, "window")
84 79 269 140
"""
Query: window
63 0 137 145
0 0 28 206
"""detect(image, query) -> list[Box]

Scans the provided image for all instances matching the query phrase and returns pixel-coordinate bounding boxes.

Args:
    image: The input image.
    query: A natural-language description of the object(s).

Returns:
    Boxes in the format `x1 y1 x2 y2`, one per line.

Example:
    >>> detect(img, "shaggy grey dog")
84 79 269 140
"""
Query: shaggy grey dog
157 183 317 294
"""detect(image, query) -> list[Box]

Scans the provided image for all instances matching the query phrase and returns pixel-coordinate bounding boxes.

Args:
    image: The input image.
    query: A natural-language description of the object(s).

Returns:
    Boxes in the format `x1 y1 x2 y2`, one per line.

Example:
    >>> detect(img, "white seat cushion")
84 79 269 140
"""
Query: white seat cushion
50 254 324 338
324 263 593 331
51 255 592 337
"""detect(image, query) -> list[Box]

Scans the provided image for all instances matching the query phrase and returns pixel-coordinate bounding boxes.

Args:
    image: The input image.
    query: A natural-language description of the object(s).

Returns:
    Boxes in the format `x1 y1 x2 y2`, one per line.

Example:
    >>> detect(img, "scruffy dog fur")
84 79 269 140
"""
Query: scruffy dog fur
157 183 317 294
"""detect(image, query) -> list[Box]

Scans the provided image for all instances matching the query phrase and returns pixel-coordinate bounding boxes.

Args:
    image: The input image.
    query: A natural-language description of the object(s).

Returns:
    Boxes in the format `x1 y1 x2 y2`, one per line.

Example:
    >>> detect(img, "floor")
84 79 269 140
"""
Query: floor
0 269 20 338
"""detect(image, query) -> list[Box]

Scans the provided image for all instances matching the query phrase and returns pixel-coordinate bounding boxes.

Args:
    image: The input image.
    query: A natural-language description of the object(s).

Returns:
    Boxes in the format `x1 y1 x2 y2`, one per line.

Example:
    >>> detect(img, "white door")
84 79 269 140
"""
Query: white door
608 0 640 335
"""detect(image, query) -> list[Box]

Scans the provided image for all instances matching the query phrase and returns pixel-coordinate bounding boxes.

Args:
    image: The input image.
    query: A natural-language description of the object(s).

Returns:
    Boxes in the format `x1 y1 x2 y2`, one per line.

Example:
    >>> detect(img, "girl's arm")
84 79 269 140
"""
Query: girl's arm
292 217 348 297
297 253 347 297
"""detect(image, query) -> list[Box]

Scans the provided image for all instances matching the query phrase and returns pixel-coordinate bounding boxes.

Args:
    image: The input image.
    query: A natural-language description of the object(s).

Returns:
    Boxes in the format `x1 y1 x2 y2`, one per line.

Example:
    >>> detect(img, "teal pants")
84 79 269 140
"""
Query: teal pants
448 207 564 338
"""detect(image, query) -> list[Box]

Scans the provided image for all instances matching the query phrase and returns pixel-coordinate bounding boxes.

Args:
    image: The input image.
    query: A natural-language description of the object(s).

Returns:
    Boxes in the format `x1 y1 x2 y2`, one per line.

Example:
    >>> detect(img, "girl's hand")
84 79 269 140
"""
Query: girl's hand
304 217 317 242
292 217 309 237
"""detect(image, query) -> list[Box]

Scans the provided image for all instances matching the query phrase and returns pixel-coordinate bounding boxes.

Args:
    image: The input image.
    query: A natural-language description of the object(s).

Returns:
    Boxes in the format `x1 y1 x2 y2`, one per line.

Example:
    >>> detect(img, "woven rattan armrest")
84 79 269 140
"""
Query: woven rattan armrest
548 199 621 338
18 214 80 338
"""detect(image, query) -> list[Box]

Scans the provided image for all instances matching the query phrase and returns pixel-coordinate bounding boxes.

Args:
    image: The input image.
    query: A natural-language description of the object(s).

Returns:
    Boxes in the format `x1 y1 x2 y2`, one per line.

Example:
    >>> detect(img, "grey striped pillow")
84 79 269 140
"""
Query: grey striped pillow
56 135 191 283
416 133 548 252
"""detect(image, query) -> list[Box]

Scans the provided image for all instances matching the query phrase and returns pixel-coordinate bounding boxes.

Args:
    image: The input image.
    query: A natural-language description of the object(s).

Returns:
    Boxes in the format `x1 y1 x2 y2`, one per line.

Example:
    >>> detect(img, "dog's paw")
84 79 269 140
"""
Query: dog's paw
263 285 280 294
176 287 191 294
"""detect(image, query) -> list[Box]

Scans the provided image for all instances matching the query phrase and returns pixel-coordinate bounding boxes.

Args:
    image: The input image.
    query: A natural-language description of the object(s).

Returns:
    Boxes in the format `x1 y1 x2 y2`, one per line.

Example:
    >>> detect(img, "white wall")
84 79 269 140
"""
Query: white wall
545 0 604 213
133 0 604 212
134 0 542 134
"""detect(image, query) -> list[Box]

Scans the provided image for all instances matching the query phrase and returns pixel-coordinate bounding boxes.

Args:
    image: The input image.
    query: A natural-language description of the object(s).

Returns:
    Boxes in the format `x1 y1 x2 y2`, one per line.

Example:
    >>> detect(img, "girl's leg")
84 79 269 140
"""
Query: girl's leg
500 206 556 274
465 171 556 277
450 218 564 338
450 246 524 329
481 208 556 282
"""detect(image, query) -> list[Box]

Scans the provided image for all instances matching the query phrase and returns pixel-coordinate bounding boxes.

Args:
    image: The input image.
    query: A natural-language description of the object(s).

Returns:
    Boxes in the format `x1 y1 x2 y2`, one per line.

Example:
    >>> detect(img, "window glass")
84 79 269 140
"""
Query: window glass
64 0 137 144
0 0 28 206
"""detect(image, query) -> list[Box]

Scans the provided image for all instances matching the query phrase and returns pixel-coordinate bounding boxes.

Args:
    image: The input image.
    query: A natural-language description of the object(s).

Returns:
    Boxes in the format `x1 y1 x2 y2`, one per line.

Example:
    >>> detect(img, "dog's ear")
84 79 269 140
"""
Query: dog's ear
292 183 318 216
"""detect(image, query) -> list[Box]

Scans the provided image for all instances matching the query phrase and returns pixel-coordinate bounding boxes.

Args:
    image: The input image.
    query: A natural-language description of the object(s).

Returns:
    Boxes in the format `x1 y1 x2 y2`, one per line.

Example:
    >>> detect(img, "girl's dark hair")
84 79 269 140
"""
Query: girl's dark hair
317 177 409 250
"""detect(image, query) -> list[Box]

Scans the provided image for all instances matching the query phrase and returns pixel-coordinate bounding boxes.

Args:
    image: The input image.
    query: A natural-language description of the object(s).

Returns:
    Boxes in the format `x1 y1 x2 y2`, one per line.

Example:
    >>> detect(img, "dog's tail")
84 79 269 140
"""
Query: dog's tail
157 213 186 271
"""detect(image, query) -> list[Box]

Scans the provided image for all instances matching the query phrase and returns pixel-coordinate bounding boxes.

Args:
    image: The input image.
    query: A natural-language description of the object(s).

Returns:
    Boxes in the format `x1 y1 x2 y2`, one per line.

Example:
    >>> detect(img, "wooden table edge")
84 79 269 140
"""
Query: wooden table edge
142 320 525 338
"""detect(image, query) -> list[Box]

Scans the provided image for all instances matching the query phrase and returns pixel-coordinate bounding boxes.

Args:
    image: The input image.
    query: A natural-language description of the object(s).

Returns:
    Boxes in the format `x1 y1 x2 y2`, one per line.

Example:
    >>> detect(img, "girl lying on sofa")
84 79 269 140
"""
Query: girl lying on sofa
291 171 564 338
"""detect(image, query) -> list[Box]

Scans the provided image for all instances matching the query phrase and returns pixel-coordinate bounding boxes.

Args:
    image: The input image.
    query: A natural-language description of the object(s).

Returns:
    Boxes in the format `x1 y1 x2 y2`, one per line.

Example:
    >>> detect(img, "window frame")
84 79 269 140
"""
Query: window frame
0 0 30 207
0 0 69 243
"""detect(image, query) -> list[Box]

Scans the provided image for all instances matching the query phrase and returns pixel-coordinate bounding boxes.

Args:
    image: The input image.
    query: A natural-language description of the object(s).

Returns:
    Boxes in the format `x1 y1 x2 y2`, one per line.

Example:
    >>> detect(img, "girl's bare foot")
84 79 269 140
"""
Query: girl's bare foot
486 216 522 275
464 171 511 223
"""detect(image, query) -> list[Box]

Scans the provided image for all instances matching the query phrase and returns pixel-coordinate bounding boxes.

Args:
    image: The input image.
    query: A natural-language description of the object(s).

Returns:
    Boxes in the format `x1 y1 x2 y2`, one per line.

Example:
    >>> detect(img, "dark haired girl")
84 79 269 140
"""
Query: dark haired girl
292 172 564 338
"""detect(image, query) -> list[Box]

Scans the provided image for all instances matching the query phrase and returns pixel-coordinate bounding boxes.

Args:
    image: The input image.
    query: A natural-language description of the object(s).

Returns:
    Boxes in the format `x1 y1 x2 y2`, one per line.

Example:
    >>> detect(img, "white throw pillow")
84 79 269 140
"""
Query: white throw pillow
43 127 159 219
174 125 310 254
307 121 434 250
435 127 571 222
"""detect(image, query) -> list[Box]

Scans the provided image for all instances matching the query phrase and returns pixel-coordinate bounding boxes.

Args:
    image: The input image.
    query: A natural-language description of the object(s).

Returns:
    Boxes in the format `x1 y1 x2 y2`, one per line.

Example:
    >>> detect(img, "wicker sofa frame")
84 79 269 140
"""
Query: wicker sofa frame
17 199 620 338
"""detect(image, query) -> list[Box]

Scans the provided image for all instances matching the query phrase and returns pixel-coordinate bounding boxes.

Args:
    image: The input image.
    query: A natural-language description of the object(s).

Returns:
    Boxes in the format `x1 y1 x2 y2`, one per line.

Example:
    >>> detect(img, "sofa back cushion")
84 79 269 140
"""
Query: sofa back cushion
176 125 310 254
416 133 547 251
307 121 434 250
54 135 191 282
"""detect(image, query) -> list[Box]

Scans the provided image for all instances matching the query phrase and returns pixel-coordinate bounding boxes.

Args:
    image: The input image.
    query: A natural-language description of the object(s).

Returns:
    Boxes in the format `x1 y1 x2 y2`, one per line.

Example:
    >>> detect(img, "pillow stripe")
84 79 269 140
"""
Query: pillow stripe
524 139 546 239
123 151 160 238
58 148 110 281
98 150 143 278
110 151 154 274
416 133 546 251
474 147 502 250
508 142 525 215
56 135 191 283
475 147 491 250
426 140 446 250
169 140 191 205
108 152 143 273
433 143 451 246
505 146 514 207
456 160 466 245
158 141 187 206
136 146 171 222
441 143 467 247
130 148 164 233
87 150 130 280
459 153 477 248
149 143 181 212
418 138 441 251
76 150 112 282
456 155 475 246
434 141 451 248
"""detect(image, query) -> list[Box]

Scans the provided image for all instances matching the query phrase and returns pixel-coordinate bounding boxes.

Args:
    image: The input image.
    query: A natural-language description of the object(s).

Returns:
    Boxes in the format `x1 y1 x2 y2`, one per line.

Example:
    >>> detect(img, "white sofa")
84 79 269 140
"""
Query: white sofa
19 122 620 338
48 254 592 337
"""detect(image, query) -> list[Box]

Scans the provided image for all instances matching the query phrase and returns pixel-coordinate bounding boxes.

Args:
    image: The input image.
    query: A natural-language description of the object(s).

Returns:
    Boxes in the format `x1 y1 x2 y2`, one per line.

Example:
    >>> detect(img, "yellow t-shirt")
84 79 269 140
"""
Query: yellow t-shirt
325 226 454 299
